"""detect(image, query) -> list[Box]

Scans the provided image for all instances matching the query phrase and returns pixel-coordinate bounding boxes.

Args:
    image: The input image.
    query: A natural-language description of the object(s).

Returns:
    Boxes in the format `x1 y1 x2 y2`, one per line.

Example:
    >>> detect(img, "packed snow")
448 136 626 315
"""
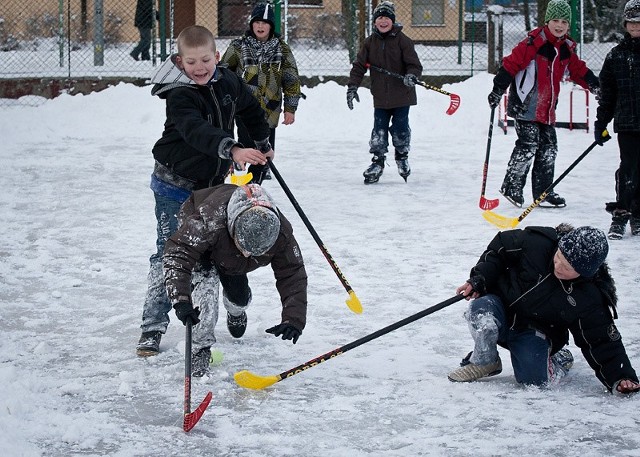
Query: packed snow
1 74 639 456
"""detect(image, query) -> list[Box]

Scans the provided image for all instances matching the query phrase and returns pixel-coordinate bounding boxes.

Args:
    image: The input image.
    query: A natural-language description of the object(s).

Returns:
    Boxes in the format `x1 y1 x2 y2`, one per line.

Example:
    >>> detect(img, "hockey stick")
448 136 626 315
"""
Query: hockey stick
483 136 605 229
367 64 460 115
479 107 500 210
267 158 362 314
234 294 465 390
183 322 212 432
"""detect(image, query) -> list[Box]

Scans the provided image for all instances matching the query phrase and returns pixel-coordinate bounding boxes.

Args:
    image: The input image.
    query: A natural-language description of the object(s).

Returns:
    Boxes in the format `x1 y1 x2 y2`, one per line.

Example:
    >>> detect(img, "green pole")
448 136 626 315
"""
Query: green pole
570 0 578 37
457 0 462 64
273 0 282 36
159 0 167 60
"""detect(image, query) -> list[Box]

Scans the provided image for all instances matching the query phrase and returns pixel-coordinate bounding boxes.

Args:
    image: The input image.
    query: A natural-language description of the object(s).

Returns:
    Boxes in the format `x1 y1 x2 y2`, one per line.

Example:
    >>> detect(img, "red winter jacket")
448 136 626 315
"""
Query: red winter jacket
493 26 596 125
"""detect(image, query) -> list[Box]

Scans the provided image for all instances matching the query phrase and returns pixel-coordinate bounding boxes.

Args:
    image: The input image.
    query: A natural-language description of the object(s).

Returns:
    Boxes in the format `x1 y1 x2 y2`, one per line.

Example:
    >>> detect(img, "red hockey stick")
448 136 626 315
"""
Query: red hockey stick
367 64 460 115
183 322 212 432
479 107 499 210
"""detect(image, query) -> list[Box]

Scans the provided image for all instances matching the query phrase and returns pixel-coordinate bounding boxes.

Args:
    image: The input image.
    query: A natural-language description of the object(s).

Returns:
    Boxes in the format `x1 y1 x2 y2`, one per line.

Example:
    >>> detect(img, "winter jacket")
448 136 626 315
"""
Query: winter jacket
595 33 640 133
348 24 423 110
163 184 308 330
493 26 597 125
134 0 154 29
468 225 638 391
220 33 301 129
150 56 271 190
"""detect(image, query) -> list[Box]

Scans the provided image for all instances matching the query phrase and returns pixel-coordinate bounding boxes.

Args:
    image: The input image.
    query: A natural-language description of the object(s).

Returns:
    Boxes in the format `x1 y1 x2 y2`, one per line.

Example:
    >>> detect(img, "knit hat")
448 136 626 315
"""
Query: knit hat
557 226 608 278
227 184 280 257
545 0 571 23
373 1 396 23
623 0 640 25
249 2 275 29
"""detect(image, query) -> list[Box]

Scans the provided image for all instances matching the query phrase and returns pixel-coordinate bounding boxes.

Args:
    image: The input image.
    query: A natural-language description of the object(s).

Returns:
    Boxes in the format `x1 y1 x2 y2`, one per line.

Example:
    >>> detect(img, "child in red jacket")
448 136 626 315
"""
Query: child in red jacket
487 0 600 208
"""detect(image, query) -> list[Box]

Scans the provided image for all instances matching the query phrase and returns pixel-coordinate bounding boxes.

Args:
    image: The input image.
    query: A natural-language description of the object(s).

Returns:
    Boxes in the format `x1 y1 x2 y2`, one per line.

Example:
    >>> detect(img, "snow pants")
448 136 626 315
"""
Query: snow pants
369 106 411 159
613 132 640 216
465 294 555 386
501 120 558 199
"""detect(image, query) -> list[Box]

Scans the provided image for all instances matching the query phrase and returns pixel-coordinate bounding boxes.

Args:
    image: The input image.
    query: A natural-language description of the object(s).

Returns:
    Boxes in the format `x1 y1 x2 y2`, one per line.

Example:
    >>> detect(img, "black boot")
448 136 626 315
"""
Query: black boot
227 311 247 338
608 211 630 240
395 152 410 182
136 331 162 356
631 216 640 236
363 154 385 184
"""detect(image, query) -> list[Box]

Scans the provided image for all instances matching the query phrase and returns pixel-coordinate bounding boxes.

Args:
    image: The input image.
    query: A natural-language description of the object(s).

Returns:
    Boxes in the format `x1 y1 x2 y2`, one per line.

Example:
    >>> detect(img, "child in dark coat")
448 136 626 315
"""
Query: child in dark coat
347 1 423 184
594 0 640 239
488 0 599 208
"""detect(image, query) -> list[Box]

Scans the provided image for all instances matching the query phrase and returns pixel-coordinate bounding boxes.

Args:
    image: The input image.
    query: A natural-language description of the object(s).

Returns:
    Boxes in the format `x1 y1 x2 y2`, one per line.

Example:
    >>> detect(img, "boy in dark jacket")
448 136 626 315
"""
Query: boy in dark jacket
164 184 308 377
488 0 600 208
449 224 640 395
136 25 274 357
347 1 423 184
594 0 640 240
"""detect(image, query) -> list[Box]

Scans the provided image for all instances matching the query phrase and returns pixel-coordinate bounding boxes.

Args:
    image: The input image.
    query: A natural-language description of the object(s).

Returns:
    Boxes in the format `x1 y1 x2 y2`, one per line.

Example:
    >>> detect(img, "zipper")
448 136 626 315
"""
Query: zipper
548 46 558 123
508 272 552 330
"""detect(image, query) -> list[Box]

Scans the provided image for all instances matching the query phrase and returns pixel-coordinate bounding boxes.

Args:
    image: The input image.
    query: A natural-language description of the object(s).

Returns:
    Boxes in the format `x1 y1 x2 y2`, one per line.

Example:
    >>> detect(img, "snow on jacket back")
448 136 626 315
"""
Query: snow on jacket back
220 33 301 129
468 225 637 391
163 184 308 331
150 56 270 189
348 24 423 110
596 34 640 132
493 26 593 125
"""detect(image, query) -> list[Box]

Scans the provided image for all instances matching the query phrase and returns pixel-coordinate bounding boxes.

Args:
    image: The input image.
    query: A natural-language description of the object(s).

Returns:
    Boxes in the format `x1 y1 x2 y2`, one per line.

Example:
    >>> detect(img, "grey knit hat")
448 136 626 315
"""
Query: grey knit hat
624 0 640 25
557 226 608 278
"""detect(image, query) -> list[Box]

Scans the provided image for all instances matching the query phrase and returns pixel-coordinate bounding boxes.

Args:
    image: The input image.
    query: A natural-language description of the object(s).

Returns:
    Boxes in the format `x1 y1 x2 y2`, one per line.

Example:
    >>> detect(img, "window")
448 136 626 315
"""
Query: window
412 0 445 26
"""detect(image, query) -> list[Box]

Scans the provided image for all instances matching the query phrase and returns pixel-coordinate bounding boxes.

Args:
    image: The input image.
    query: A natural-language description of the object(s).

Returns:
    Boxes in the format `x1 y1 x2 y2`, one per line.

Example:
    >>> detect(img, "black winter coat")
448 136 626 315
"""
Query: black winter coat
468 226 637 391
596 34 640 133
134 0 154 29
151 65 270 189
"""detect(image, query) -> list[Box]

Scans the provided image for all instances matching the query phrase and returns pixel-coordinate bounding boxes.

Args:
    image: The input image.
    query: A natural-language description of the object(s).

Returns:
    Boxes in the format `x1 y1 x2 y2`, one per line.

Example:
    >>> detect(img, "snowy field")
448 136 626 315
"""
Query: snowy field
1 74 639 456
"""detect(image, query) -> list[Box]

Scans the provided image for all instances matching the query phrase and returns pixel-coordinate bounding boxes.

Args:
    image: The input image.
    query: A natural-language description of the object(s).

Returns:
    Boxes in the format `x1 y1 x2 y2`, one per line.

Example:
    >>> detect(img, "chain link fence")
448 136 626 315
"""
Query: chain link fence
0 0 630 105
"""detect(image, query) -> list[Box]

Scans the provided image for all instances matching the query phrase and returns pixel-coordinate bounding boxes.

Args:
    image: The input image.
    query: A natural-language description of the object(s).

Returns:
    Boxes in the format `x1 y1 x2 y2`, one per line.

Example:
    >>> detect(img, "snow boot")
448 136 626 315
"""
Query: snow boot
363 155 385 184
499 187 524 208
631 216 640 236
539 192 566 208
136 331 162 357
192 347 212 377
608 212 630 240
549 348 574 382
448 351 502 382
395 152 411 182
227 311 247 338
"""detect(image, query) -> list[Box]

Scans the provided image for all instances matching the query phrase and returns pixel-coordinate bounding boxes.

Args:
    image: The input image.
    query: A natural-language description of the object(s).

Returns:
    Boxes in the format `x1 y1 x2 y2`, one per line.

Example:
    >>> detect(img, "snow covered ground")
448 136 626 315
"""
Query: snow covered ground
1 74 639 456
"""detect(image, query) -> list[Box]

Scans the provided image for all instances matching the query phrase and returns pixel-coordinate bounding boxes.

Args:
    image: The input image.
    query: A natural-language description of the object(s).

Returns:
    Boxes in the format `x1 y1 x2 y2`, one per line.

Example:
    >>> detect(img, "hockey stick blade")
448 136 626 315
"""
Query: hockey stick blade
479 196 500 210
446 93 461 115
482 210 519 229
234 370 281 390
345 290 363 314
183 391 213 432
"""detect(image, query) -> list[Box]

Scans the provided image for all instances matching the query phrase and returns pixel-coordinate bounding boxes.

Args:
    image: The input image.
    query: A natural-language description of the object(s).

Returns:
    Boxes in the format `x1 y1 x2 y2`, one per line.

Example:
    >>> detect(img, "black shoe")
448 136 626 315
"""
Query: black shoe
631 217 640 236
192 347 211 377
363 156 385 184
499 188 523 208
608 213 630 240
227 311 247 338
136 331 162 356
130 50 139 61
539 192 566 208
395 153 410 181
141 53 151 61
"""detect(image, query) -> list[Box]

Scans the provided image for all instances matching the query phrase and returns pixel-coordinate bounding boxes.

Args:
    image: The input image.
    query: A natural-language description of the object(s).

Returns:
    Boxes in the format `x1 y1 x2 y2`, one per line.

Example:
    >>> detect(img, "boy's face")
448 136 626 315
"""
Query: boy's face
547 19 569 38
374 16 393 33
176 45 219 85
626 21 640 38
553 249 580 280
252 20 272 42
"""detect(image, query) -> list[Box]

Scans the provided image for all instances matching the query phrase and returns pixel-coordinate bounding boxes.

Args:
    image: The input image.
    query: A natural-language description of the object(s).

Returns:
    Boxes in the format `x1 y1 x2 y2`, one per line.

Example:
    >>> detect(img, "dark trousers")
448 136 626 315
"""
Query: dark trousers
369 106 411 158
132 27 151 60
614 132 640 215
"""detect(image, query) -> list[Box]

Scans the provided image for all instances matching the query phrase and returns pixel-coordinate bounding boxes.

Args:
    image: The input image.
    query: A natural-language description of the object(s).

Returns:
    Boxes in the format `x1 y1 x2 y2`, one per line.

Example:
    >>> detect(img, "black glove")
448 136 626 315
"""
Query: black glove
346 86 359 110
265 322 302 344
594 123 611 146
403 74 418 87
487 87 503 108
467 275 487 296
173 301 201 326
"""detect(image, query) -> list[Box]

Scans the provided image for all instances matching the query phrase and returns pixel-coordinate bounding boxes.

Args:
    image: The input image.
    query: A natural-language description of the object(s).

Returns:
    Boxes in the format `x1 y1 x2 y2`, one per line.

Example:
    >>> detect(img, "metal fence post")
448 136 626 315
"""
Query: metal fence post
93 0 104 66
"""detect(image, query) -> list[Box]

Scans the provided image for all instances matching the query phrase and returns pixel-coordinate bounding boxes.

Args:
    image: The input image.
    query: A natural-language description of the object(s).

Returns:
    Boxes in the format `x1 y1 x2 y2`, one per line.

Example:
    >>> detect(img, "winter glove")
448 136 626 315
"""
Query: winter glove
594 123 611 146
173 301 201 326
403 74 418 87
346 86 359 110
467 275 487 296
265 322 302 344
487 87 504 109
